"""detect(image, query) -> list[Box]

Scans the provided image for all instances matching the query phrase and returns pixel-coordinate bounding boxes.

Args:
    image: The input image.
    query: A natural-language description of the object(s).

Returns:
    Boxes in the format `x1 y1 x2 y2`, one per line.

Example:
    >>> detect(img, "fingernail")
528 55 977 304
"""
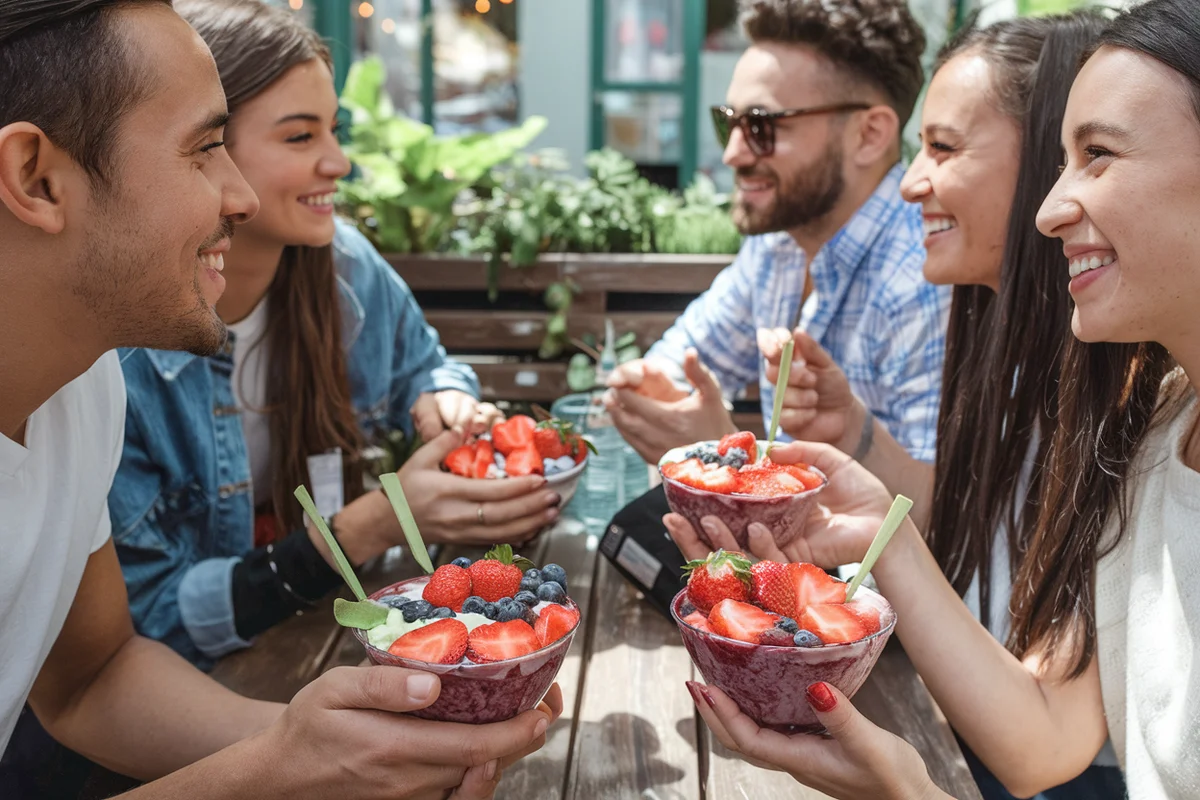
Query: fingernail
700 518 718 536
685 680 703 707
544 492 562 507
806 681 837 713
407 673 438 702
534 717 549 738
698 685 716 709
484 759 498 781
545 508 560 522
532 477 547 488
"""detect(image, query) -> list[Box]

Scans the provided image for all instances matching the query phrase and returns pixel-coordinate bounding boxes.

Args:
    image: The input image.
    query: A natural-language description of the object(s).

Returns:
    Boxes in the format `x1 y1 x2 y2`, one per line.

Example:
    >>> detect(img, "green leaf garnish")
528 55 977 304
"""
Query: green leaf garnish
513 556 537 573
485 543 514 564
379 472 435 574
766 337 795 452
334 597 389 629
294 485 367 601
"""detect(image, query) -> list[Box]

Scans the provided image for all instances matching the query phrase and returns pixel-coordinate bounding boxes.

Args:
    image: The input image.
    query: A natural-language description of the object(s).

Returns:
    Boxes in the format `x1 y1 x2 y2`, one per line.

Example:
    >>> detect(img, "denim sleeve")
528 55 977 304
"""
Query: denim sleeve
376 260 480 433
646 240 760 396
862 261 950 464
110 407 248 670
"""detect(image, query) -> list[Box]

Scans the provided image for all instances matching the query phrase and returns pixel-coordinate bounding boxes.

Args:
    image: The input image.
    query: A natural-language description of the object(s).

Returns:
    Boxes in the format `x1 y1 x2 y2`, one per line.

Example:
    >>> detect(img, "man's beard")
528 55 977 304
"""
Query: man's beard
731 139 846 236
73 219 229 358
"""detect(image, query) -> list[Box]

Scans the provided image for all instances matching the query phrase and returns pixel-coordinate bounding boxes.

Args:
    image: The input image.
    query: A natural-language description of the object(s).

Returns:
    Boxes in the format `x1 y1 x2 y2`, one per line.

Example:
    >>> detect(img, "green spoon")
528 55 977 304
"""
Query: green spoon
766 336 795 453
843 494 913 603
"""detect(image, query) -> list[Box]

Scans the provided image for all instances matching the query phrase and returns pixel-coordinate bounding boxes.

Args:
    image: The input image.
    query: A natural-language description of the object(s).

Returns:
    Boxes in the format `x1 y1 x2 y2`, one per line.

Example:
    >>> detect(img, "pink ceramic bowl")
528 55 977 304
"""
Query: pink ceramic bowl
658 442 827 549
671 582 895 734
352 576 580 724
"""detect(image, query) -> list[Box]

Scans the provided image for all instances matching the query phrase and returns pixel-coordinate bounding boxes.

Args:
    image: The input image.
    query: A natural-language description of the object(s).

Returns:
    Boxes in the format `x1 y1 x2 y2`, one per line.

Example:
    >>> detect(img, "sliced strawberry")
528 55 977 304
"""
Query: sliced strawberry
534 603 580 647
504 444 544 477
707 599 779 644
718 431 758 462
662 458 705 483
422 564 473 612
847 599 883 633
789 563 847 613
491 415 536 455
467 620 540 663
695 465 738 494
444 444 476 477
473 440 496 479
682 610 711 633
750 560 796 617
683 549 752 612
735 468 805 497
798 603 872 644
781 463 824 491
388 618 468 663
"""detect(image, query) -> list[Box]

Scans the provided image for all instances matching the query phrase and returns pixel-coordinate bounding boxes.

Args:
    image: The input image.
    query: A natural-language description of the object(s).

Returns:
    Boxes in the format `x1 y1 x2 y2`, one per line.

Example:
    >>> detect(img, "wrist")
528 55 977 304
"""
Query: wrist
310 497 382 567
836 400 869 456
871 517 923 585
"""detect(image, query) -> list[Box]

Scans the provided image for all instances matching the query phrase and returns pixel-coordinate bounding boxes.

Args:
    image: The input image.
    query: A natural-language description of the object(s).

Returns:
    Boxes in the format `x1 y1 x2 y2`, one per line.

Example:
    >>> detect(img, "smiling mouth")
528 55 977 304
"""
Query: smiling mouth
1068 254 1114 278
199 251 224 272
299 192 335 207
923 217 956 237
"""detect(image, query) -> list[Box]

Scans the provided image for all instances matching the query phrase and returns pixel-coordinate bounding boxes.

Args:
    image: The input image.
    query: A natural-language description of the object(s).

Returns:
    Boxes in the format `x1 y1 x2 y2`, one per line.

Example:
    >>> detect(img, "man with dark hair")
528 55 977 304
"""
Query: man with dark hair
607 0 949 470
0 1 555 796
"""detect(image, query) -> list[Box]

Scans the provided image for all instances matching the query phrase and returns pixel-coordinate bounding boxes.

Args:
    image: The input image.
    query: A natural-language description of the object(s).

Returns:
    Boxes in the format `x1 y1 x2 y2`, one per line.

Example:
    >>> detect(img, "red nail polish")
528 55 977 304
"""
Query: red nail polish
806 681 837 713
698 685 716 709
685 681 702 707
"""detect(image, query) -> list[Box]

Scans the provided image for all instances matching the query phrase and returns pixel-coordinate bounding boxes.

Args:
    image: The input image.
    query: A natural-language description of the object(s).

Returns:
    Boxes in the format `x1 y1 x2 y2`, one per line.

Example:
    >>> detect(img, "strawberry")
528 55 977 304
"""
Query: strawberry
491 415 536 455
798 603 873 644
388 618 468 663
466 544 529 601
693 465 738 494
707 599 779 644
532 419 595 461
534 603 580 647
750 560 796 617
781 463 825 491
473 439 496 479
789 563 847 612
422 564 473 611
735 468 805 497
466 619 540 663
718 431 758 463
682 610 711 633
682 549 752 612
444 443 476 477
504 444 544 477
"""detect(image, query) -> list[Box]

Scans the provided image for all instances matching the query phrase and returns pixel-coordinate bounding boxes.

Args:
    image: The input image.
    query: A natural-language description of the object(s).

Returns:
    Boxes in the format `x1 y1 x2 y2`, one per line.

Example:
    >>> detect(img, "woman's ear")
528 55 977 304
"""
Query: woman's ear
0 122 73 234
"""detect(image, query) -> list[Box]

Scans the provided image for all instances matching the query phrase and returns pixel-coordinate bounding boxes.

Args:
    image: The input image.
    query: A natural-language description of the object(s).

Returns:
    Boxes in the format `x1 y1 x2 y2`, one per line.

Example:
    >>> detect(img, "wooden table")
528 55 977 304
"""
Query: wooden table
211 511 983 800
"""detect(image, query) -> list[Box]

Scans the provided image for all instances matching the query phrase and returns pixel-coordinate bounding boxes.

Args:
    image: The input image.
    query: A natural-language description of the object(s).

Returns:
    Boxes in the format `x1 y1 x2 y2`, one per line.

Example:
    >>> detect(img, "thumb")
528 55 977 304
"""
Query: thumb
792 329 833 370
805 681 871 753
318 665 441 713
409 427 467 468
682 349 723 400
410 392 446 442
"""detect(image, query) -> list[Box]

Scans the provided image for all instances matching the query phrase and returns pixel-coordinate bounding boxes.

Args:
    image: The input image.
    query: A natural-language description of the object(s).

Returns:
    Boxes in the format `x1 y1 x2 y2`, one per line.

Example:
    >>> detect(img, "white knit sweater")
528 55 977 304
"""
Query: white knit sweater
1095 389 1200 798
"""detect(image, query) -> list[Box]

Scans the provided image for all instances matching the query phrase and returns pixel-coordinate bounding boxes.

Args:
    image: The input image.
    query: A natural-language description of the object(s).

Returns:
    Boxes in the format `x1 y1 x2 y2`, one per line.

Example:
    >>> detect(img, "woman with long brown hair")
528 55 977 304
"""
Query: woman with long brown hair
675 0 1200 796
107 0 564 670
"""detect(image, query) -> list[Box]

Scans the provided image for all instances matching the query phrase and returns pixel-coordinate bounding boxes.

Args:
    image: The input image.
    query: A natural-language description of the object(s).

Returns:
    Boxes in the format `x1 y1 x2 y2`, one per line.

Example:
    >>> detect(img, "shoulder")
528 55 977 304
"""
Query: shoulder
66 351 126 429
332 218 410 296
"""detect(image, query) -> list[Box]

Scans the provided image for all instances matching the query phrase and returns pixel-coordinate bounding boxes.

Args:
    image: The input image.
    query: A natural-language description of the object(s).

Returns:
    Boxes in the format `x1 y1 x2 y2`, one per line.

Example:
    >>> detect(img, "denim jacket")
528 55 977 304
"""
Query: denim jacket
109 219 477 669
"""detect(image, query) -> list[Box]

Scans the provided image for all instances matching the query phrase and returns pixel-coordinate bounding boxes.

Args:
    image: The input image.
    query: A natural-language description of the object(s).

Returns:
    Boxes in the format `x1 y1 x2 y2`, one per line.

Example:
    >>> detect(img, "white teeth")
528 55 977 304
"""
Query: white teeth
737 181 771 192
199 252 224 272
300 192 335 206
1067 254 1115 278
923 218 956 236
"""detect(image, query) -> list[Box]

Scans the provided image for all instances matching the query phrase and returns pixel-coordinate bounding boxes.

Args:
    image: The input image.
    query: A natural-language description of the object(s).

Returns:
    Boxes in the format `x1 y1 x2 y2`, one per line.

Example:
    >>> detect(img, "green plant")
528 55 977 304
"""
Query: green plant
337 56 546 254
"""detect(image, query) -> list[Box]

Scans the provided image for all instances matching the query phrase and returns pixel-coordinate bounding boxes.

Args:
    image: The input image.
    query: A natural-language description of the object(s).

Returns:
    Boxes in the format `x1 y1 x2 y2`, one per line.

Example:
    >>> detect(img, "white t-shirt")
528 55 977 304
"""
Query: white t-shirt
1097 387 1200 797
228 297 272 507
0 351 125 751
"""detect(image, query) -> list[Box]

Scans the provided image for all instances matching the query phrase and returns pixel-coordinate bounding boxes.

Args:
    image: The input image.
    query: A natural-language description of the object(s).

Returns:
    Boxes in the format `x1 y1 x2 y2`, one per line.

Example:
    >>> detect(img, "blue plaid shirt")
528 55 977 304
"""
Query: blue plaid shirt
647 163 949 463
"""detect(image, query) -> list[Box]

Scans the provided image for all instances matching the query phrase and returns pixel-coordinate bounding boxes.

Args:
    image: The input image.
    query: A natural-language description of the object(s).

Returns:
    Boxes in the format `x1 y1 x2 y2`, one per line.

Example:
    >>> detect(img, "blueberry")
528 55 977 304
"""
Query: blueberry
402 600 433 622
540 564 567 589
686 444 721 464
483 602 499 620
461 596 487 616
776 617 799 634
432 606 455 619
793 629 822 647
519 577 541 594
536 581 566 604
378 595 411 610
451 557 473 569
514 590 539 607
720 447 749 469
495 599 526 623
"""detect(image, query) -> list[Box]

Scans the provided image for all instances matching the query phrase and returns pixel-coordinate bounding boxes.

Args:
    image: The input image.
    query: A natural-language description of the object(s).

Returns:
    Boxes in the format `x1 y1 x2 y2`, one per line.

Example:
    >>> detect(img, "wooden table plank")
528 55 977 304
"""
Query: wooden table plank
565 557 702 800
700 643 983 800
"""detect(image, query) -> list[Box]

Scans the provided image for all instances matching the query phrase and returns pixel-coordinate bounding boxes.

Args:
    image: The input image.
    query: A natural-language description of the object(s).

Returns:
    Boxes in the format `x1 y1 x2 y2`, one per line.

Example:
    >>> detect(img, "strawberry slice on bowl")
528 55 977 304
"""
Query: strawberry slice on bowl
534 604 580 647
491 415 536 455
444 443 477 477
717 431 758 463
798 603 880 645
388 618 469 664
467 620 541 663
707 599 780 644
789 563 847 614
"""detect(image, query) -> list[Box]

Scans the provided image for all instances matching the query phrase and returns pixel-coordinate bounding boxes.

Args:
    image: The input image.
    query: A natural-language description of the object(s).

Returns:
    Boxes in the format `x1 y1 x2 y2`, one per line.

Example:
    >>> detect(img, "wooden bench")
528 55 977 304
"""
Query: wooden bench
389 252 765 434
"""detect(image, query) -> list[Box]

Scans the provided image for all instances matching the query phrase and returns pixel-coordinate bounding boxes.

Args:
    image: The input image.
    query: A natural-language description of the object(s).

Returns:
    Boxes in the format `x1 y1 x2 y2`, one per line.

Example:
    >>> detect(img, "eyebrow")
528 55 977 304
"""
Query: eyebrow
923 123 962 138
1073 120 1130 142
275 113 323 125
187 110 230 143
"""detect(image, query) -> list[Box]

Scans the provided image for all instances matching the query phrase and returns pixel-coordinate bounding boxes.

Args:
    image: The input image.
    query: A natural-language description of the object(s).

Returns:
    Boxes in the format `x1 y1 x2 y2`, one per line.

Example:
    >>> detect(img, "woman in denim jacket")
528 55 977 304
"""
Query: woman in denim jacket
110 0 564 669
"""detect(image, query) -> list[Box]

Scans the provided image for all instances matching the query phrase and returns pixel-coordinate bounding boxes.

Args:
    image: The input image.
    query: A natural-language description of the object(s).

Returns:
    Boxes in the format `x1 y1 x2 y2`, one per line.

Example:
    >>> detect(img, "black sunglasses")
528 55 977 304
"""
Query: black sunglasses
711 103 872 156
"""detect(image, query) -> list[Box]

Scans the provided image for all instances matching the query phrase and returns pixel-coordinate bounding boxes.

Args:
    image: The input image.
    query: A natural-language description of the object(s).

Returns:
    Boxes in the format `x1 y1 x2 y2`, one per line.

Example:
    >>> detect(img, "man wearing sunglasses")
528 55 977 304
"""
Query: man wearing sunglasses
606 0 949 469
